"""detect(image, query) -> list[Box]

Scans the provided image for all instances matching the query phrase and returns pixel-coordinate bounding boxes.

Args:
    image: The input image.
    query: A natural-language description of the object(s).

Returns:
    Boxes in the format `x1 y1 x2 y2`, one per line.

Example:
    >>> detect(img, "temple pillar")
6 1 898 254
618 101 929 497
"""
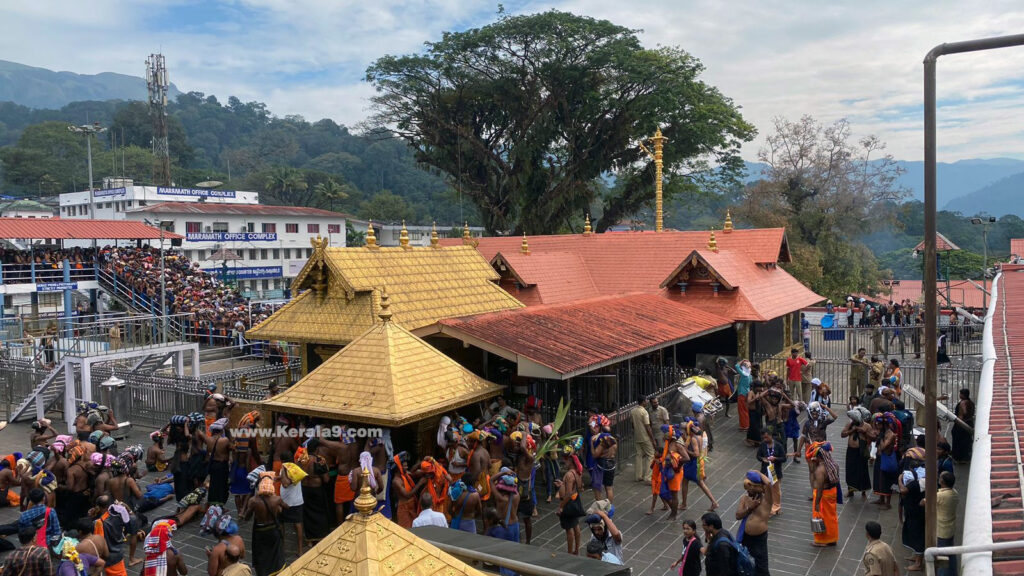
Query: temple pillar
783 314 793 349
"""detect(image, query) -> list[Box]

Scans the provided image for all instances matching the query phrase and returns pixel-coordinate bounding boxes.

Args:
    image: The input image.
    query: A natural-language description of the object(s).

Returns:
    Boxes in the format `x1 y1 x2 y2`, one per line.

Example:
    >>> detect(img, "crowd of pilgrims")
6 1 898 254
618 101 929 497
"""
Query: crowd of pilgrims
0 359 977 576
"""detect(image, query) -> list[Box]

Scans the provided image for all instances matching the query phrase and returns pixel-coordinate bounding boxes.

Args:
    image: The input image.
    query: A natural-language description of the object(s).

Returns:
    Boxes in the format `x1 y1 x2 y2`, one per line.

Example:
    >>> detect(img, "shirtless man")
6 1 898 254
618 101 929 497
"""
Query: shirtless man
451 472 482 534
202 388 233 433
63 449 92 526
206 516 245 576
760 387 793 450
735 471 773 575
511 433 536 543
241 485 286 576
74 408 94 441
318 431 359 523
490 471 522 543
591 430 617 504
0 461 18 508
75 519 108 566
146 432 172 474
107 464 145 567
203 421 233 508
390 452 425 528
466 432 492 499
29 420 57 449
679 422 719 512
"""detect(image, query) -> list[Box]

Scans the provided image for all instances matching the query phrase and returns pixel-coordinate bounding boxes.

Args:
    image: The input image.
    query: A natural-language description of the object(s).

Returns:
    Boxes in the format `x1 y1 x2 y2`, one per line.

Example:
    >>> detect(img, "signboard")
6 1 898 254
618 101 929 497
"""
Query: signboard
205 266 282 280
94 187 127 197
186 232 277 242
287 260 305 276
36 282 78 292
157 187 236 199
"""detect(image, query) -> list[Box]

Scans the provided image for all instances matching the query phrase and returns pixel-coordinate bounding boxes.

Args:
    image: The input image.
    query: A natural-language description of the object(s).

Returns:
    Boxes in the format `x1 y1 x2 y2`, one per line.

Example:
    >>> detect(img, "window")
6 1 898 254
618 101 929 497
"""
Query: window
160 222 175 233
138 201 147 206
283 249 290 259
212 222 229 233
185 222 202 234
196 250 205 261
328 224 341 234
286 223 298 233
307 223 320 234
272 249 280 259
249 249 257 260
246 222 255 233
262 280 270 291
306 249 313 258
262 223 276 233
260 249 268 260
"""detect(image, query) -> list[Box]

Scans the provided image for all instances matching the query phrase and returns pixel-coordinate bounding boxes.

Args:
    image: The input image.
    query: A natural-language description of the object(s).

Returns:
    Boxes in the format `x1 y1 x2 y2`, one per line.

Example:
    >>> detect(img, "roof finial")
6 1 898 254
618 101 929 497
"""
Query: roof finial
378 285 392 322
430 221 439 248
353 467 377 516
365 220 378 250
583 214 592 236
520 233 530 255
708 228 718 252
399 220 411 250
723 209 733 233
462 222 471 244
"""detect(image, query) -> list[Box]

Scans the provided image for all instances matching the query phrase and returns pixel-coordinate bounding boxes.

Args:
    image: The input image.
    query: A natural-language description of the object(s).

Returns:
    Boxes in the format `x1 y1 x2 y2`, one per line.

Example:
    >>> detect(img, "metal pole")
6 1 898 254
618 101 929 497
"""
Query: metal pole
982 226 988 310
160 226 167 344
86 134 94 219
922 31 1024 554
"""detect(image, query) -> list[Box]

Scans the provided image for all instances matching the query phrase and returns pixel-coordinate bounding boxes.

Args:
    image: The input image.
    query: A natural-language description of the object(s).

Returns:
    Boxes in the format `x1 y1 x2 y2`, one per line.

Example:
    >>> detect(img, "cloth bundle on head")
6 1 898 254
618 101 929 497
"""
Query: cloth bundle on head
256 471 276 496
437 416 451 449
743 470 765 492
66 445 85 465
238 410 259 428
810 442 840 486
209 418 228 432
247 465 266 489
39 471 57 493
26 448 47 470
691 401 704 414
169 415 188 426
88 431 104 444
793 401 808 415
847 407 868 424
494 416 508 433
216 513 238 536
149 431 163 442
98 436 115 451
820 383 831 396
358 452 377 489
282 462 307 484
143 522 172 576
904 447 926 462
108 502 130 524
178 487 207 508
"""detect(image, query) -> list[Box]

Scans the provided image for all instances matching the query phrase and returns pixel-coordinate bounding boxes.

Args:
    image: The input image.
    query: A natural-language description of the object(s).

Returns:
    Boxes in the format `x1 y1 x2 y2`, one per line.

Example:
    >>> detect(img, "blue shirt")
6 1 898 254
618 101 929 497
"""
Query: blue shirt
19 505 61 543
734 364 752 395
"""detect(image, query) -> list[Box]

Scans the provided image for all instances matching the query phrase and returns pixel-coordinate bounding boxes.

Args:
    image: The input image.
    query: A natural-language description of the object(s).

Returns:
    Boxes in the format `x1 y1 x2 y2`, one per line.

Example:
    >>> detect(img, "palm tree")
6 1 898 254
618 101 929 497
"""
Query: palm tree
263 166 308 205
313 178 350 211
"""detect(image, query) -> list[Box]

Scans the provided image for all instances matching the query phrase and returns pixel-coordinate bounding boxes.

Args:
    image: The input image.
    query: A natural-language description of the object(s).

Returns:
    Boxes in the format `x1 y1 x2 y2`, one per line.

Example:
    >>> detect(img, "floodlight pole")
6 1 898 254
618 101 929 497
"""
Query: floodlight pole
923 32 1024 552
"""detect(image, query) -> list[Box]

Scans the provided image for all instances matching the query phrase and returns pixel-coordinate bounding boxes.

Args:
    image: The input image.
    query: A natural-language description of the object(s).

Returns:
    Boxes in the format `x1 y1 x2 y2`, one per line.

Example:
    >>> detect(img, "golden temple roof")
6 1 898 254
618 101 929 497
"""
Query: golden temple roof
262 289 503 426
247 242 522 344
276 469 486 576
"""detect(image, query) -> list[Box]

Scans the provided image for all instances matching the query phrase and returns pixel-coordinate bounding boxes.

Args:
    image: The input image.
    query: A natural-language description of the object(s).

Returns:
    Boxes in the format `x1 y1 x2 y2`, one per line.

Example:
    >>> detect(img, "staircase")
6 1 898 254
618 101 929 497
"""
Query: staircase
95 268 159 316
9 362 75 422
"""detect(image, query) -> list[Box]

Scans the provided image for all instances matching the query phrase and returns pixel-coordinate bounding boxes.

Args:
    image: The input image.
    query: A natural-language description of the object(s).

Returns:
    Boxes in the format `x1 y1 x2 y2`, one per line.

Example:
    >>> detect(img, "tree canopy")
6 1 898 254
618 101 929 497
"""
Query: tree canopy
365 10 755 234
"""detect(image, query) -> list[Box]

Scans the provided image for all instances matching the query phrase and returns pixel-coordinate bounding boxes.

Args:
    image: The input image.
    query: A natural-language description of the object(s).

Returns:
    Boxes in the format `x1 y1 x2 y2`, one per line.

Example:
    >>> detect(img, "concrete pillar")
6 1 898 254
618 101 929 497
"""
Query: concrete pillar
62 259 73 339
64 360 76 433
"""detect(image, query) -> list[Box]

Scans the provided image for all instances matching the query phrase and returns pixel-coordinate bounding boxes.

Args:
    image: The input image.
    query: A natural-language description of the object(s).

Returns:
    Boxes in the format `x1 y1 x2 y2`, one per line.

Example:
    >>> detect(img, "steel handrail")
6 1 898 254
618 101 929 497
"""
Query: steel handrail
925 541 1024 576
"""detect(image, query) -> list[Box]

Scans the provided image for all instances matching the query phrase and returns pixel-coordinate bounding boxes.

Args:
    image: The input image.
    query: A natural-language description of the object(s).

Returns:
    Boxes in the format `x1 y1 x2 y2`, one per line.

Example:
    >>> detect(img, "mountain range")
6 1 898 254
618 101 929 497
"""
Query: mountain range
0 59 180 110
0 59 1020 217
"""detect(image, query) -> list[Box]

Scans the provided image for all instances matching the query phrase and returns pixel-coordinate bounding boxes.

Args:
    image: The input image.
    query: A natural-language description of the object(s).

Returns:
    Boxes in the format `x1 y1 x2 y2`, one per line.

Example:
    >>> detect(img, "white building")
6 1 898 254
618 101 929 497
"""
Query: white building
59 181 348 299
0 199 54 219
350 220 485 247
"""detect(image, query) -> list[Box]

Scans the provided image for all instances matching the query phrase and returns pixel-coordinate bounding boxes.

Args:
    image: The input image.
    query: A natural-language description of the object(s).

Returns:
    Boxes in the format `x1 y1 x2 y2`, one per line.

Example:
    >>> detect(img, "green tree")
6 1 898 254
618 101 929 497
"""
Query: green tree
260 166 309 205
365 10 754 234
736 116 907 299
359 190 415 223
346 222 366 247
313 178 350 211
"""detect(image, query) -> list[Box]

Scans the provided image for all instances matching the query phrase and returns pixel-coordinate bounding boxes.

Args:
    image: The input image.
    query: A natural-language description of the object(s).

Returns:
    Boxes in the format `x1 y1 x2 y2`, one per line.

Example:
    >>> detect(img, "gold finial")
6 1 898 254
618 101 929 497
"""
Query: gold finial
583 214 592 236
378 286 392 322
353 467 377 516
520 233 530 255
723 209 733 233
708 228 718 252
399 220 411 249
365 220 378 250
462 222 471 244
430 221 439 248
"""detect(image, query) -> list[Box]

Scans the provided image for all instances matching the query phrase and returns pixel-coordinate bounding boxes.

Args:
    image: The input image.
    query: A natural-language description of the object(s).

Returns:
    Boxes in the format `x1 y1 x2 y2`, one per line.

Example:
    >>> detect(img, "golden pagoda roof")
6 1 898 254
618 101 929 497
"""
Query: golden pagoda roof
262 290 503 426
247 241 522 344
276 469 487 576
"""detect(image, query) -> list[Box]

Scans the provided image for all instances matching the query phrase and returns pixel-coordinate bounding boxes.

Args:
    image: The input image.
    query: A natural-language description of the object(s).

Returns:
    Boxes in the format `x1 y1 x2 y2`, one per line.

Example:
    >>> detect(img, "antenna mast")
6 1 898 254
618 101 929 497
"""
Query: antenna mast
146 53 172 186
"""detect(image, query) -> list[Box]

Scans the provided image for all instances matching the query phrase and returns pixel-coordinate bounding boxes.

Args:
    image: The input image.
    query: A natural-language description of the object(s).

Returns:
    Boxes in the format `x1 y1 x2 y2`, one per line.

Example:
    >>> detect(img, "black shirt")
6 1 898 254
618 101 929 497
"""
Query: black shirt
705 530 738 576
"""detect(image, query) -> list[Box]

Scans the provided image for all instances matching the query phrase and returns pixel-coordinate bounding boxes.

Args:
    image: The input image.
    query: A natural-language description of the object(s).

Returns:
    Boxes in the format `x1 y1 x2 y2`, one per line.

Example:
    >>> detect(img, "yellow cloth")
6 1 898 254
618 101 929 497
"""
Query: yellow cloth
281 462 307 484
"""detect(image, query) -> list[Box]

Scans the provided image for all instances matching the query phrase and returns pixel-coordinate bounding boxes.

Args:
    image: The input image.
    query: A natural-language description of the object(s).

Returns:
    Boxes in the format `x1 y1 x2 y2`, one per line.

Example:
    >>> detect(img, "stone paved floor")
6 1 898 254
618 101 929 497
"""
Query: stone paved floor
0 414 968 576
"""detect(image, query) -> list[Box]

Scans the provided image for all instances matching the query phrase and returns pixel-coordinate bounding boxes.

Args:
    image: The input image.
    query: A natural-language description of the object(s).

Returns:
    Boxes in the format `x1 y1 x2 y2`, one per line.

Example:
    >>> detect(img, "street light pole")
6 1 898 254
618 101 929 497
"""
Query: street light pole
160 224 167 344
68 123 107 219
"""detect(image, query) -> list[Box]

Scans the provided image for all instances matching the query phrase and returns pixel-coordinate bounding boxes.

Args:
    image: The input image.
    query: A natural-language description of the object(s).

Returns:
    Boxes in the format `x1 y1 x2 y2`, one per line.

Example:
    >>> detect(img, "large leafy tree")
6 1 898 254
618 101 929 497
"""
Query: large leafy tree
736 115 908 299
365 10 755 234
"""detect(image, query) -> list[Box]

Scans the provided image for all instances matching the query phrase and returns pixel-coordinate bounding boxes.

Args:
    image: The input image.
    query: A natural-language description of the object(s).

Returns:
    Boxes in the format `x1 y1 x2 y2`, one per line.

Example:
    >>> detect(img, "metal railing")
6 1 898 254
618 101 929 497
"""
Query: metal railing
0 261 97 285
751 353 980 407
802 324 981 361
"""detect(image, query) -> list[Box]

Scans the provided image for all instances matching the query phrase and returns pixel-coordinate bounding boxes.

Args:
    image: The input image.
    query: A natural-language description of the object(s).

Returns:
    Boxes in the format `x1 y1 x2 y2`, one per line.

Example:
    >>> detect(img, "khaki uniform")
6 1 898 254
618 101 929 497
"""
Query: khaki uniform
630 406 653 482
861 538 899 576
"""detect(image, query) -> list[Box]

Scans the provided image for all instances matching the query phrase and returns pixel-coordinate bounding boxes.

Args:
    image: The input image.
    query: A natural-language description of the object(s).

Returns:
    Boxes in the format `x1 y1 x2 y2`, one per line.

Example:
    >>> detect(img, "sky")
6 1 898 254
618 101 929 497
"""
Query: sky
4 0 1024 162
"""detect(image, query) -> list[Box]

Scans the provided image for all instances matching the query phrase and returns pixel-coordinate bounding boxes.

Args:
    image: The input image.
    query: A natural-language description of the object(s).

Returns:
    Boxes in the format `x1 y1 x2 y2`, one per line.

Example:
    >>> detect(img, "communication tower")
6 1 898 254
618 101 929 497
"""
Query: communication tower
146 53 172 186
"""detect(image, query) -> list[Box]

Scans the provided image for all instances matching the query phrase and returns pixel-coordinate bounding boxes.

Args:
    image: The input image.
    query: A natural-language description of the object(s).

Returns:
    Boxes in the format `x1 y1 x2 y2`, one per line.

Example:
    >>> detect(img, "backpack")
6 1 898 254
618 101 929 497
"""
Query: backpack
723 532 756 576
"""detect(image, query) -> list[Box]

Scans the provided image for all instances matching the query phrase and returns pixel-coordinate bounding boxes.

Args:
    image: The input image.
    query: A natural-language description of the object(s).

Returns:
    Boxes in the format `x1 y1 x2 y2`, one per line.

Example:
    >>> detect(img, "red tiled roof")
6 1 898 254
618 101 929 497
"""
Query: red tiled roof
436 293 731 378
491 251 600 305
986 270 1024 575
128 202 350 218
913 232 961 253
444 229 819 321
857 279 990 310
0 218 181 240
1011 238 1024 258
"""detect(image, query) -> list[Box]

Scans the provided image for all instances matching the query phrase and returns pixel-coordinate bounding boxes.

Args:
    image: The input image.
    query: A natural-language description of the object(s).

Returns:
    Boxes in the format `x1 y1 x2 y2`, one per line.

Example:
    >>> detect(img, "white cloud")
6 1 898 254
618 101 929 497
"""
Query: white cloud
3 0 1024 160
